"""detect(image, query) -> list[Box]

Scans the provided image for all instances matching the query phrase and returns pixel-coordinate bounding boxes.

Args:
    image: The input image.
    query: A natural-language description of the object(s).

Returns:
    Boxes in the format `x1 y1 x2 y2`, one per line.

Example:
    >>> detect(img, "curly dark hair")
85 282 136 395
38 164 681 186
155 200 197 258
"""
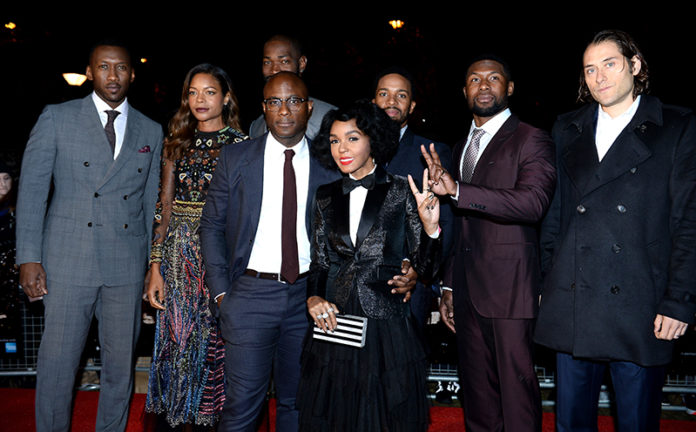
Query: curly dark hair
577 29 650 104
311 100 400 171
164 64 242 160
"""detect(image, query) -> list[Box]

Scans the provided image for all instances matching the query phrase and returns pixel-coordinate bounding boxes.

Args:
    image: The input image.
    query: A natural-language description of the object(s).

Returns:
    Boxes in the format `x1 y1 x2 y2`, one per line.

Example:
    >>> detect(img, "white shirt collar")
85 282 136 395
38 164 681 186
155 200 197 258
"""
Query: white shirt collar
469 108 511 138
597 95 641 123
91 91 129 117
266 132 308 158
399 124 408 140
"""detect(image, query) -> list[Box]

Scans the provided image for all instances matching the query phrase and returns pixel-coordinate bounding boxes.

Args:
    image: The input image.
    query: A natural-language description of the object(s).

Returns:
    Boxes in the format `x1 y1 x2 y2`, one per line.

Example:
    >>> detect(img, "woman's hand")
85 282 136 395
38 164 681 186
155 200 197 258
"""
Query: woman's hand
408 168 440 236
147 263 166 310
307 295 340 332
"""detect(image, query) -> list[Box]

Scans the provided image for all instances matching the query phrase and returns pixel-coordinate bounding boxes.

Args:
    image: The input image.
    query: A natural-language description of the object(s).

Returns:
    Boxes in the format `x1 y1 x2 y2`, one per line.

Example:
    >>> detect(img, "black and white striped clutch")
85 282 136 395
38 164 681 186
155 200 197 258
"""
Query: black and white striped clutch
312 314 367 348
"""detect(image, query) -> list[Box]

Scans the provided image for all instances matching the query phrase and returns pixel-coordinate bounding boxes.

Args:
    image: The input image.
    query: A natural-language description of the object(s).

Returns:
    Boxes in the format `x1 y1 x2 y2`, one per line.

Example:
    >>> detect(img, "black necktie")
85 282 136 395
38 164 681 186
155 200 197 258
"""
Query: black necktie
281 149 299 284
342 173 376 195
104 110 120 156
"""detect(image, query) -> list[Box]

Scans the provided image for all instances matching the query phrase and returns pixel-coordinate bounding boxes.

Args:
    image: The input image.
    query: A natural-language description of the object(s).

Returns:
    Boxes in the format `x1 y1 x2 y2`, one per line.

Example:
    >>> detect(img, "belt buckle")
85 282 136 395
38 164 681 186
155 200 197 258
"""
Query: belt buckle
277 273 286 284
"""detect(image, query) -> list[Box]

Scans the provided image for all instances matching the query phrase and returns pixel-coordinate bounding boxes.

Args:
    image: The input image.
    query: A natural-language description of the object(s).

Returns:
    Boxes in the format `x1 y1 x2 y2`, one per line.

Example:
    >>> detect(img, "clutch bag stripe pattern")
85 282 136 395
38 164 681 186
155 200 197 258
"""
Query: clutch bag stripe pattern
312 314 367 348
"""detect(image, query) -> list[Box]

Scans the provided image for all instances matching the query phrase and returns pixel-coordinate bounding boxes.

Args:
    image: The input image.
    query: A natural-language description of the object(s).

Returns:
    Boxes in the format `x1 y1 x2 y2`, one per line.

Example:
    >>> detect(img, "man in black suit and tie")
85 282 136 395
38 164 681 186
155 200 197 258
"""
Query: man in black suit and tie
200 72 414 432
535 29 696 431
16 41 162 432
372 67 454 327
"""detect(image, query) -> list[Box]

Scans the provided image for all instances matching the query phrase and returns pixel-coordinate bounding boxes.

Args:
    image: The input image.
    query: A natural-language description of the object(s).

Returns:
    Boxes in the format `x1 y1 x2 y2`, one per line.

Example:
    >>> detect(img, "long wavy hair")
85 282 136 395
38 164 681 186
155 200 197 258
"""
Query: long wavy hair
164 64 242 160
577 29 650 104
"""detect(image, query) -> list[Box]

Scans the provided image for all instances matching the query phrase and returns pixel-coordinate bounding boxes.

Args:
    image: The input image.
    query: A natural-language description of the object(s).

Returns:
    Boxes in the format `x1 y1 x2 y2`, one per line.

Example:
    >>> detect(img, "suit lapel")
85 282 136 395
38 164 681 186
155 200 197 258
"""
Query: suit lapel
241 136 266 230
355 169 389 250
80 96 114 167
99 108 142 188
471 115 519 183
331 185 354 250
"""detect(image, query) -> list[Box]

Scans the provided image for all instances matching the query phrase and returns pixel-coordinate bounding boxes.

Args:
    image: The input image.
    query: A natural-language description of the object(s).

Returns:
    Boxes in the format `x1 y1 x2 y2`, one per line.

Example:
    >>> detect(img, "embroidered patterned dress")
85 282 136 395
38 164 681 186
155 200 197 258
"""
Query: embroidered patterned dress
146 127 247 426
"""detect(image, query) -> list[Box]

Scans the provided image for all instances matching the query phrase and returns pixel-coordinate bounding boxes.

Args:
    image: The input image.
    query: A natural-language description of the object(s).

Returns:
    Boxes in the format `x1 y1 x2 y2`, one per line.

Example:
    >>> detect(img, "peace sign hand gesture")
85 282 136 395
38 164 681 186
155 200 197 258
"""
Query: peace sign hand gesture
408 168 440 236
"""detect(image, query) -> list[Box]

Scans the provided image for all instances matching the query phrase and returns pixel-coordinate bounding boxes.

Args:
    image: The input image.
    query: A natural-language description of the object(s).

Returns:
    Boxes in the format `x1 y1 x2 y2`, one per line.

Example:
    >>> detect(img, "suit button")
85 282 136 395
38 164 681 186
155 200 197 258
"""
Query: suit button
94 192 99 198
138 168 143 173
576 205 586 214
123 195 128 200
610 285 620 294
124 224 128 229
617 205 626 213
87 222 92 227
612 244 622 253
630 167 637 174
464 247 472 252
83 161 90 167
570 283 576 290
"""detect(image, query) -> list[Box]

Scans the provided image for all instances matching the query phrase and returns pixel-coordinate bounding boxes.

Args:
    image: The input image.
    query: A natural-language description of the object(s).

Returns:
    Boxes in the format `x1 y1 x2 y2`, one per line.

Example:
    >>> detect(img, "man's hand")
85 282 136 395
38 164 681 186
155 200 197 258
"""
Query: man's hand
439 290 455 333
216 294 225 307
654 314 688 340
388 260 418 302
421 143 458 196
19 262 47 299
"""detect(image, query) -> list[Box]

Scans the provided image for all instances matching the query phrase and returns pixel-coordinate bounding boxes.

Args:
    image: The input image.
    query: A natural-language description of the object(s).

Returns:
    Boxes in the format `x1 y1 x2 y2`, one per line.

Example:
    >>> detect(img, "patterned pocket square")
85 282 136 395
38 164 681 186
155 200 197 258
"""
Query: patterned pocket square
138 145 151 153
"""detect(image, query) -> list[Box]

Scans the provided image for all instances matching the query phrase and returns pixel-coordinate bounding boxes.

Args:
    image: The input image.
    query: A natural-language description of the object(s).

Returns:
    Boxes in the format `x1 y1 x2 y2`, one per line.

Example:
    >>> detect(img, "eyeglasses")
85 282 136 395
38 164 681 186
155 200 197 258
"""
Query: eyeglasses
263 97 307 112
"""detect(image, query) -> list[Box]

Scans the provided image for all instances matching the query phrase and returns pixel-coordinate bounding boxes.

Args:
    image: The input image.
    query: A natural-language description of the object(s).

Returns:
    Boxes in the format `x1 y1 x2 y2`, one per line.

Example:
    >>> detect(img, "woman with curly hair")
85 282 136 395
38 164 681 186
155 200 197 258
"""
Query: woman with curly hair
145 63 247 428
297 100 441 431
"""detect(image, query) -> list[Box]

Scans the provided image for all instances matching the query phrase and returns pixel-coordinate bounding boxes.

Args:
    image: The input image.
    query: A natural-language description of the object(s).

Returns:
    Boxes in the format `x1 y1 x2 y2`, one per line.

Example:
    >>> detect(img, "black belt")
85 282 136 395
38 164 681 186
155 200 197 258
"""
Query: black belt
243 269 310 283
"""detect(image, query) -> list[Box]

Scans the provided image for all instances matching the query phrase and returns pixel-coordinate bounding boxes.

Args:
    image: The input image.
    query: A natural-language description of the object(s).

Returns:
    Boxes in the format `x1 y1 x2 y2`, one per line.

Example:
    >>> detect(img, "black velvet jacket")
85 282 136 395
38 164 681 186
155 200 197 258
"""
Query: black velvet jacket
308 167 441 320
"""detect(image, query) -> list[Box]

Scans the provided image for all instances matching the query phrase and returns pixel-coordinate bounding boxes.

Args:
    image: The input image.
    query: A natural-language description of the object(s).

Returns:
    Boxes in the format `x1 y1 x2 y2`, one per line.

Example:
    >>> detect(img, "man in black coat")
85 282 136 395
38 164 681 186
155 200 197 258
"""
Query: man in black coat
535 29 696 431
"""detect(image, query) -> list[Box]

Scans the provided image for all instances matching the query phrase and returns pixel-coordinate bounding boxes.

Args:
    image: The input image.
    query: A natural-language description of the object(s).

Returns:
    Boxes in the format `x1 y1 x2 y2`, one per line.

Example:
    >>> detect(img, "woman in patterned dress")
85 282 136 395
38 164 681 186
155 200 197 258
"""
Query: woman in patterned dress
145 64 247 428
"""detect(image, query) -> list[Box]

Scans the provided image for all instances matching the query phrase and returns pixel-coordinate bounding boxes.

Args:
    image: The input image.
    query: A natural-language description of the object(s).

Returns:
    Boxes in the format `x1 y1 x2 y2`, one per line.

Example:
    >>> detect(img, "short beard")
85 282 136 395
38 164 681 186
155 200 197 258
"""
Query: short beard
471 96 508 118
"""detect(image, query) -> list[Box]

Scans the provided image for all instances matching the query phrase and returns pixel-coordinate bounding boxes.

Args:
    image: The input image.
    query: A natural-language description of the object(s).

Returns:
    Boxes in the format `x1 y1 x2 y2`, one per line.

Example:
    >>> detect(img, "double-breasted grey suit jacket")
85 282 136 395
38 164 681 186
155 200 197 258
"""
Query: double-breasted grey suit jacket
16 95 163 286
535 95 696 367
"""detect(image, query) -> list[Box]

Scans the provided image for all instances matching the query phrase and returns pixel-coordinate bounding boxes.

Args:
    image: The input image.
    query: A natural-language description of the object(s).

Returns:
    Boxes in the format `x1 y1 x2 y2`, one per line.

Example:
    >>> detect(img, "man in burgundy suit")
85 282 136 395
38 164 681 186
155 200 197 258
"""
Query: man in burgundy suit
423 54 556 431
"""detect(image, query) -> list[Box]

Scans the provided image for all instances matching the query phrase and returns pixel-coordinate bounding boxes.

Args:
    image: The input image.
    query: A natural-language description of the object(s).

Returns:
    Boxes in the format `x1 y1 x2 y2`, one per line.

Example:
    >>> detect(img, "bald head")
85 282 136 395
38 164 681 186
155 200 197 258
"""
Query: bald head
262 72 313 147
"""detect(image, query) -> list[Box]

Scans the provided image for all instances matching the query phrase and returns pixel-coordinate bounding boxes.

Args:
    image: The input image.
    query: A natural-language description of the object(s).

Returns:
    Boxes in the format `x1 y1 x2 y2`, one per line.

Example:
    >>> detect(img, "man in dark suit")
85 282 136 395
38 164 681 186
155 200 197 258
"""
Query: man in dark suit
424 55 555 431
248 34 335 140
535 29 696 431
372 67 454 327
16 41 163 432
200 72 412 432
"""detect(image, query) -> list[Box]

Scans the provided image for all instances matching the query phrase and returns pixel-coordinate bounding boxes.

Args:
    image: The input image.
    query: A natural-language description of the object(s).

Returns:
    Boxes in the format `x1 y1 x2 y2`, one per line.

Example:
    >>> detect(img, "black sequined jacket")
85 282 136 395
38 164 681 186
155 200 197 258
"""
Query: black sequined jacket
307 167 441 320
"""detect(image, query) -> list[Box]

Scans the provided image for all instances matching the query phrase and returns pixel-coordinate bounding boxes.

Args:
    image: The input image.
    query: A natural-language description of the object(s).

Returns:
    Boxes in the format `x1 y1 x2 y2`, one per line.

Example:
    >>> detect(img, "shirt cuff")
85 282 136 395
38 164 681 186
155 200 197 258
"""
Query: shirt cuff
450 181 460 201
440 286 453 296
214 292 226 301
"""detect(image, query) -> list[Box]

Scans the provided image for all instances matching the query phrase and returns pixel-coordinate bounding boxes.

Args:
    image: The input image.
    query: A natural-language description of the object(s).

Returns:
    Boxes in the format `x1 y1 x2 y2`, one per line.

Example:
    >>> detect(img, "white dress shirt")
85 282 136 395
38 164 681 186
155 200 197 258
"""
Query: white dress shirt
91 92 129 159
348 166 376 245
247 134 311 274
595 95 641 162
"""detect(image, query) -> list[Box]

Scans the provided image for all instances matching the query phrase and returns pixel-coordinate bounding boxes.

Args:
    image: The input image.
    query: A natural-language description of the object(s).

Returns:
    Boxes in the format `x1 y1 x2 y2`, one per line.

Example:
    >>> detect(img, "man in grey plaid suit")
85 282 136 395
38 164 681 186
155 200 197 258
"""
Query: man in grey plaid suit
16 41 162 432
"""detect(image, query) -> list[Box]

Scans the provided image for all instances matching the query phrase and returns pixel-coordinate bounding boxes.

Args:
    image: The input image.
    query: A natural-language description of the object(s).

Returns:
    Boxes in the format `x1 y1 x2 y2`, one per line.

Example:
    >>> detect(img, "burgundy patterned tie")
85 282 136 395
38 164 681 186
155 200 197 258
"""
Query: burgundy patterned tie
104 110 120 156
281 149 299 283
460 128 485 183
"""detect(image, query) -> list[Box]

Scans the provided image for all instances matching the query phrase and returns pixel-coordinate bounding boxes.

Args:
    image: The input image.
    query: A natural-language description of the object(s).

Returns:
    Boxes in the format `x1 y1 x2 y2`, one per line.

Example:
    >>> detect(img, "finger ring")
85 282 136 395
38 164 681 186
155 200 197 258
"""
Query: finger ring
327 307 334 313
316 314 322 319
427 193 434 200
320 313 329 319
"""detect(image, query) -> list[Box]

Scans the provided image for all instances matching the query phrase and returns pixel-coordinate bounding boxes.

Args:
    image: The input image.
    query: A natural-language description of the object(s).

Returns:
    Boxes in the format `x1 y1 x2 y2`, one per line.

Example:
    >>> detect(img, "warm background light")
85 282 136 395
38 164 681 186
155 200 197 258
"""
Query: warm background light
389 20 404 30
140 58 147 64
62 73 87 86
5 22 17 30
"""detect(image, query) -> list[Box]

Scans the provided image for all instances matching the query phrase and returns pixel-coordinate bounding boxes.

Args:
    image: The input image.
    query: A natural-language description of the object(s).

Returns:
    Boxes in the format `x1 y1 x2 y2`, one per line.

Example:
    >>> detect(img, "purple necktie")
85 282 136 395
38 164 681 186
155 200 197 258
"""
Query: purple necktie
104 110 120 156
281 149 299 283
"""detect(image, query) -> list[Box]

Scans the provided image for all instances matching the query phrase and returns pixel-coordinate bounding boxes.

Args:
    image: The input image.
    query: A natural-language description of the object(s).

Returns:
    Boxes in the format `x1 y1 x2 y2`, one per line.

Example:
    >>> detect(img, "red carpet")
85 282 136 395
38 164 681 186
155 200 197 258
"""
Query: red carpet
0 389 693 431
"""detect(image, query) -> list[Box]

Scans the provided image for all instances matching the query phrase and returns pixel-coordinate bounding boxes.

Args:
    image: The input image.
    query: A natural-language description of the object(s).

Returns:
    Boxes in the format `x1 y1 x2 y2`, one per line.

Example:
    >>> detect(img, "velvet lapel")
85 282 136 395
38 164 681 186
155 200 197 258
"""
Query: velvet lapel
331 182 353 250
355 168 389 250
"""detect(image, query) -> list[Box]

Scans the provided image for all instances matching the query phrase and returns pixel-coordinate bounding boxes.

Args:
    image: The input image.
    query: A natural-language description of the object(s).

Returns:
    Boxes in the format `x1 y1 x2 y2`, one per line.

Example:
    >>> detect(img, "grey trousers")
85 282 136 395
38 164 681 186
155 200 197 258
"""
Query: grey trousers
35 279 142 432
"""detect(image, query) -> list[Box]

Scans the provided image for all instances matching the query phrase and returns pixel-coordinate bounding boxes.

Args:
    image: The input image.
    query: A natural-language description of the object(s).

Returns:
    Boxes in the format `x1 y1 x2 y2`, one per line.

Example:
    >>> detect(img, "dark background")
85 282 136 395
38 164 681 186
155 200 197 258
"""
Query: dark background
2 8 694 161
